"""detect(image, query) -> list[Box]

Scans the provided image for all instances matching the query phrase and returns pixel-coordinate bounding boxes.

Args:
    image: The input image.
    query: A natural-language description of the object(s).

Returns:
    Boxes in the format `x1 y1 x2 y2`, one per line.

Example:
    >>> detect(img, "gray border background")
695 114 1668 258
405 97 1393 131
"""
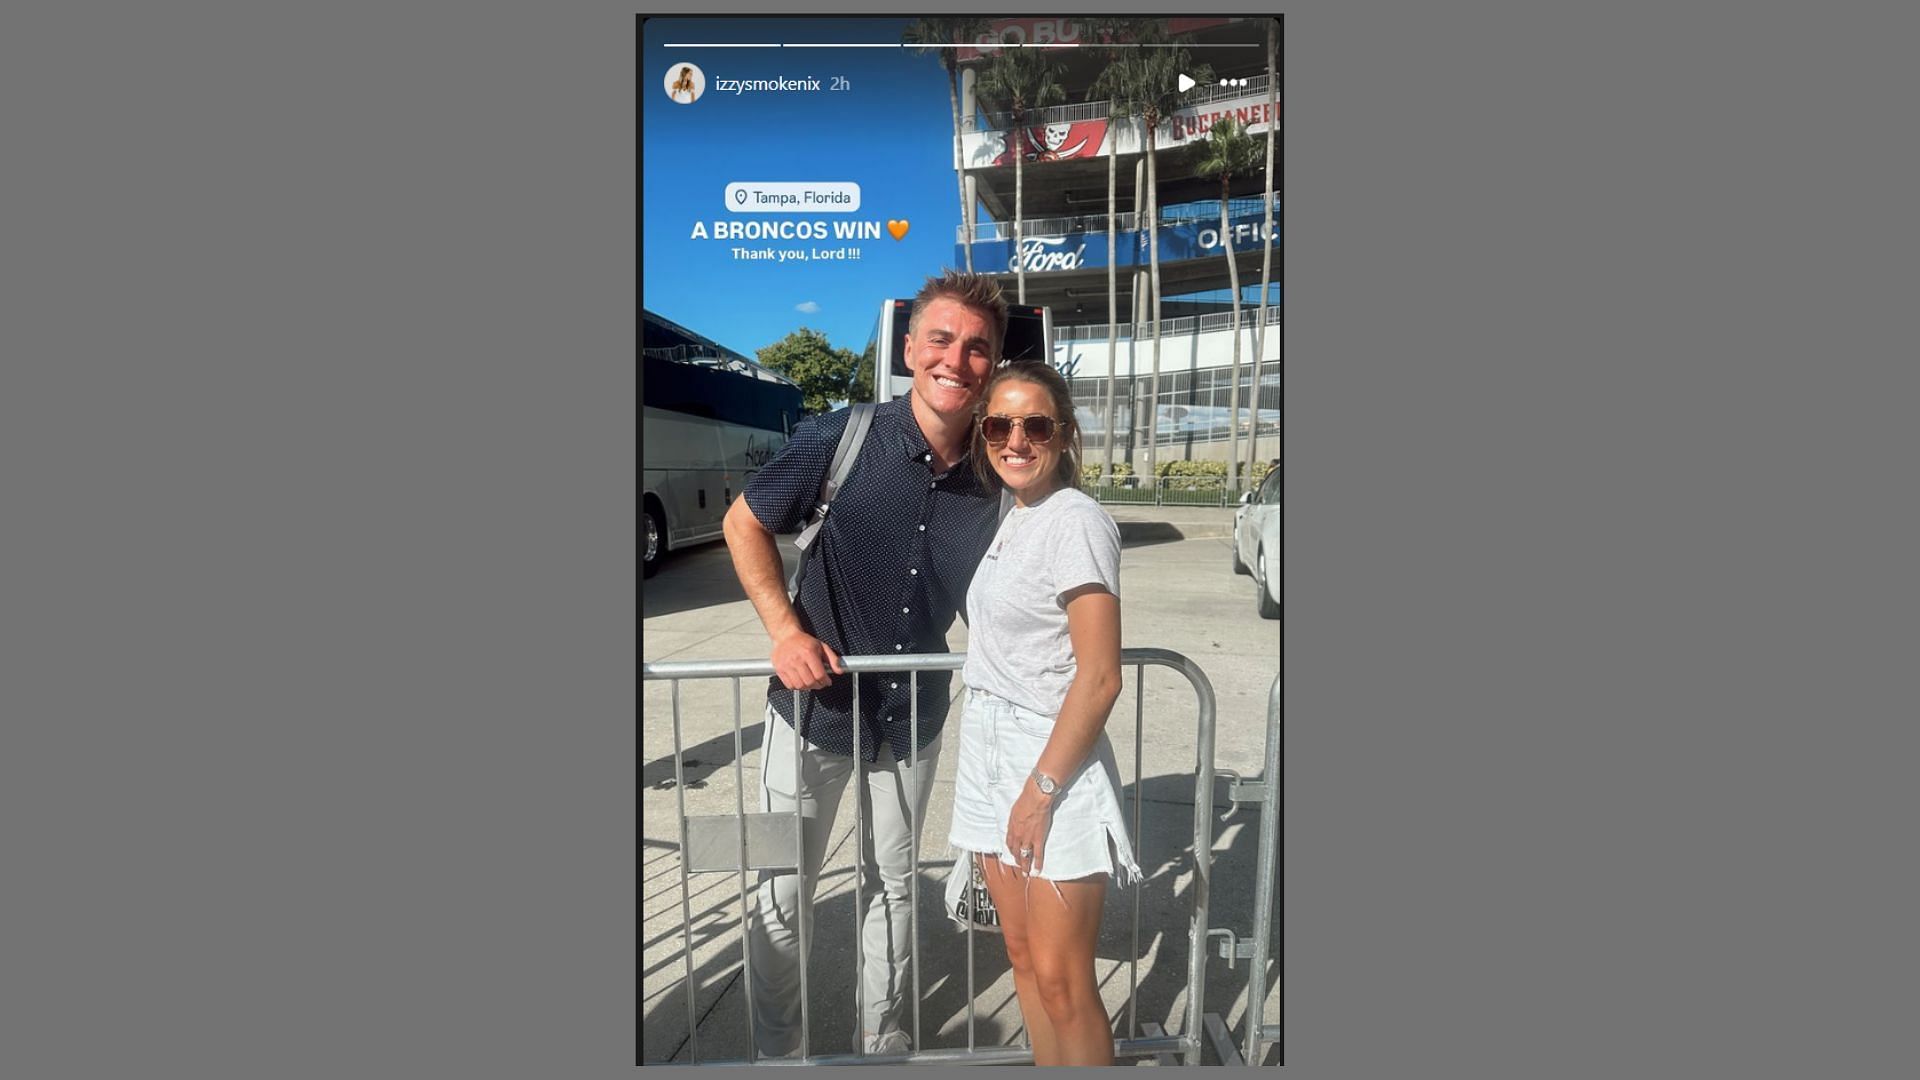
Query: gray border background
8 1 1917 1075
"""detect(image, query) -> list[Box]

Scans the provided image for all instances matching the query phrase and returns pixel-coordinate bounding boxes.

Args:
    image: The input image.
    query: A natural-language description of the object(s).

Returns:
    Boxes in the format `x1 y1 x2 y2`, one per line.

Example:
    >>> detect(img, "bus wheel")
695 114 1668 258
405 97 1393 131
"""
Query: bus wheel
644 504 664 579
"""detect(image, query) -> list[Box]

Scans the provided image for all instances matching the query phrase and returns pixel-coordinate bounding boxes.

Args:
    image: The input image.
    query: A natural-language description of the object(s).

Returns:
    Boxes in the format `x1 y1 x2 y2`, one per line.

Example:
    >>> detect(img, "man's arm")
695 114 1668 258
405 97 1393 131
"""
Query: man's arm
722 495 844 691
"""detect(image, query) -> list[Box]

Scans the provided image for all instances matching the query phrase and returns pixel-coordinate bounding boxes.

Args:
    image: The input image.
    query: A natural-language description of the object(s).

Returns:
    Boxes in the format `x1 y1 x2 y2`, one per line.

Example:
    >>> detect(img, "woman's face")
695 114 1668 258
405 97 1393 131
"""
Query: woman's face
982 378 1064 502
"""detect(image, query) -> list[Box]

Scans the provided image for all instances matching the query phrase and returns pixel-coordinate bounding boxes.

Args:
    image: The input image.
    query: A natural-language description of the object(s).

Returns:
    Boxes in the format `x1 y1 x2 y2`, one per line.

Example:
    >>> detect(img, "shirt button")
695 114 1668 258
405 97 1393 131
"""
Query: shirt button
923 453 932 462
890 682 899 690
895 644 904 650
901 606 910 614
929 481 937 489
909 568 918 575
917 524 926 531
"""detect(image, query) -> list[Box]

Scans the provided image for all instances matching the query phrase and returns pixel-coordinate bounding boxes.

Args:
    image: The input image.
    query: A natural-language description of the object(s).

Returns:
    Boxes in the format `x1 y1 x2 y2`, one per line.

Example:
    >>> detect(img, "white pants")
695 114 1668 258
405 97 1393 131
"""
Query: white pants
746 703 943 1056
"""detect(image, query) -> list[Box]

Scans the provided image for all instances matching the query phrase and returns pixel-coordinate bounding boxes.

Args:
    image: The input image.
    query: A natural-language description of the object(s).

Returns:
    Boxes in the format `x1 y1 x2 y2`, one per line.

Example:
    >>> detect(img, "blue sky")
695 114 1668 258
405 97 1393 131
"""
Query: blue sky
642 18 969 362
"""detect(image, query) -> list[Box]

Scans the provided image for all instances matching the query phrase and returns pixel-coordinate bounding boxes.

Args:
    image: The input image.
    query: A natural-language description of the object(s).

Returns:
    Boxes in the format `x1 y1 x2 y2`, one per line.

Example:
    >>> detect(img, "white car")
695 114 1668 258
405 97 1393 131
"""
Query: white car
1232 466 1281 619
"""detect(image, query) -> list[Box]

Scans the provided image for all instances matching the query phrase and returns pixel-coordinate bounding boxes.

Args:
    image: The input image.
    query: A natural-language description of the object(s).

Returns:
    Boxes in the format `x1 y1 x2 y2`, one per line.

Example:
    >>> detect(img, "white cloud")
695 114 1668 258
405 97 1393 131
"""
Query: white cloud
795 301 821 314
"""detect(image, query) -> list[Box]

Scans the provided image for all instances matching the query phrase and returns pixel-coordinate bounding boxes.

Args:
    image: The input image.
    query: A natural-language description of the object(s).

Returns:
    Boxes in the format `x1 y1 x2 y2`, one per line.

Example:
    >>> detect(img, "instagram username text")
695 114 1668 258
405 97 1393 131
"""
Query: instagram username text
712 75 851 95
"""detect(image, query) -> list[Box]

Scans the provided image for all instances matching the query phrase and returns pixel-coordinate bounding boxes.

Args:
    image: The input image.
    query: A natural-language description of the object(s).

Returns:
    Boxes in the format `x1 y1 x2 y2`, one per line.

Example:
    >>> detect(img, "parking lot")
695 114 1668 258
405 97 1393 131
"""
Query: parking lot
642 505 1280 1064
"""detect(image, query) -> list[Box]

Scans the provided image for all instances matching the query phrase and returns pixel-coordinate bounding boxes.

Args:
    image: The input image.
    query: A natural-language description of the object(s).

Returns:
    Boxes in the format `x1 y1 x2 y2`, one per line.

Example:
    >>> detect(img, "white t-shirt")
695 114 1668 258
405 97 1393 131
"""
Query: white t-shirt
963 487 1122 718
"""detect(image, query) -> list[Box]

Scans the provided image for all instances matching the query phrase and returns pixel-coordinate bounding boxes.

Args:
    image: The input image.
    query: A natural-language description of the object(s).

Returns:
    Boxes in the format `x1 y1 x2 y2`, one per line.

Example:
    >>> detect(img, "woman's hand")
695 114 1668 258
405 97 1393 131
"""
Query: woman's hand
1006 779 1057 876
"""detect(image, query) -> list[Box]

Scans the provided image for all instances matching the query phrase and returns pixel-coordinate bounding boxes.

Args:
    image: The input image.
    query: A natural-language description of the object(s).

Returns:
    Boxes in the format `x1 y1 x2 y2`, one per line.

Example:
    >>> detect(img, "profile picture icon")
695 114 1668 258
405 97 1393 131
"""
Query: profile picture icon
665 62 705 104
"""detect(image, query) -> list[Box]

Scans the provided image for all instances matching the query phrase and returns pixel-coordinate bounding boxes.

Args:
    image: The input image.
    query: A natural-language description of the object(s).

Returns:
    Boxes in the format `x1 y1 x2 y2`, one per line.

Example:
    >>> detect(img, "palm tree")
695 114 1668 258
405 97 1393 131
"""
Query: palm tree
974 45 1065 304
904 18 992 273
1191 114 1263 492
1075 18 1152 482
1090 27 1210 488
1249 17 1279 485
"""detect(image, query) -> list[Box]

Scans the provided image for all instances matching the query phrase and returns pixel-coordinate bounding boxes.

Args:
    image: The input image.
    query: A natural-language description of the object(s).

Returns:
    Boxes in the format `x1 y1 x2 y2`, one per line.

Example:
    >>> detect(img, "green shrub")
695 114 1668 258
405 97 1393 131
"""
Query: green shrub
1152 459 1229 488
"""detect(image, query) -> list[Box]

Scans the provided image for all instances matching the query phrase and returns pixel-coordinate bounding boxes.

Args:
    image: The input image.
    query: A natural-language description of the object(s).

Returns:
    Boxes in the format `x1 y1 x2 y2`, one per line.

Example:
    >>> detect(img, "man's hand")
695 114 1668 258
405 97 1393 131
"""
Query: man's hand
771 630 846 691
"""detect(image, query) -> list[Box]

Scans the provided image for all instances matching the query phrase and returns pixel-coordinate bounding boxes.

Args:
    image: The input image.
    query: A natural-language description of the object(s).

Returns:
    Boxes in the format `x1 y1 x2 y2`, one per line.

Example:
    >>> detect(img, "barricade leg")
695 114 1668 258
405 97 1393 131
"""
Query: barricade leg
1188 701 1216 1069
852 678 864 1057
796 690 808 1059
908 672 921 1051
1246 674 1281 1064
670 680 698 1062
1128 675 1145 1041
730 678 756 1064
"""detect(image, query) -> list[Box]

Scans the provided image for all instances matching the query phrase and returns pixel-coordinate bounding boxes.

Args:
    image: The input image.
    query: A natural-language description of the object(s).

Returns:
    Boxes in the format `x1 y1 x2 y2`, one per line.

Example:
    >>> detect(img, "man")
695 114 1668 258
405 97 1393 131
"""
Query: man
721 270 1009 1057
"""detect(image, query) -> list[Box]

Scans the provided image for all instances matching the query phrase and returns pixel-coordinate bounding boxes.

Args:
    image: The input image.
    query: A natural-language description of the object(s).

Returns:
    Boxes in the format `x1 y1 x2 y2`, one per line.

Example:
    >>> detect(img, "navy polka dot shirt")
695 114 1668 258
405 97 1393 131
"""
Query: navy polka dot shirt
743 394 1001 762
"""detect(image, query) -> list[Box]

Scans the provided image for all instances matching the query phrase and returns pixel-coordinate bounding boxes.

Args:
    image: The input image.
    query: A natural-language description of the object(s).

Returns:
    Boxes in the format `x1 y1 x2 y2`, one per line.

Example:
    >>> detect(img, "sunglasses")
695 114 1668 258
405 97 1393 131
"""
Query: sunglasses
980 413 1059 445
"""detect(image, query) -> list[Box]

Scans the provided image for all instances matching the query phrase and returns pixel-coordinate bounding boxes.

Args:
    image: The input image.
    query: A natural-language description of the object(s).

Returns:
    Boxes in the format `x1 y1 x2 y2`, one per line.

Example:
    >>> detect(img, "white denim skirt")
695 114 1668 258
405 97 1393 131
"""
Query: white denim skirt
946 687 1143 890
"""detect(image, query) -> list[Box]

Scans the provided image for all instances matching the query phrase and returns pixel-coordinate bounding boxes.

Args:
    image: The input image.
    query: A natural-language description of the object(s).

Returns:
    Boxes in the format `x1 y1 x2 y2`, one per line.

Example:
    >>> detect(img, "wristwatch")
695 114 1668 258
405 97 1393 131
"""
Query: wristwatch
1030 769 1062 796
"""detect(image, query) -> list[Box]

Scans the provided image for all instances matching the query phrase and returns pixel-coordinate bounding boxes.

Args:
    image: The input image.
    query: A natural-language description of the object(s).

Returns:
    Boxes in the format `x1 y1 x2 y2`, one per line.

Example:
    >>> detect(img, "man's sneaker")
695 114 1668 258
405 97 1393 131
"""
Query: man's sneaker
862 1030 912 1055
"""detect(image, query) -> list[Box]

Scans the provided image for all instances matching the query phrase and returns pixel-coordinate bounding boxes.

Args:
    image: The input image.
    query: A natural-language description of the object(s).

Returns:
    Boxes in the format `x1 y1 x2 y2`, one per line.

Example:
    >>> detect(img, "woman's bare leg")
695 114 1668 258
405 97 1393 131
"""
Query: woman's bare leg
981 855 1060 1063
1021 872 1112 1065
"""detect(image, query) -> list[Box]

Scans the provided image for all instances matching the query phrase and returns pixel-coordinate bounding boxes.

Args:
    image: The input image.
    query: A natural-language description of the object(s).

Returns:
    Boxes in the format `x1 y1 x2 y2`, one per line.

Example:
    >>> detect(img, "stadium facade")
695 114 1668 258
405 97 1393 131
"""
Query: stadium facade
948 16 1280 480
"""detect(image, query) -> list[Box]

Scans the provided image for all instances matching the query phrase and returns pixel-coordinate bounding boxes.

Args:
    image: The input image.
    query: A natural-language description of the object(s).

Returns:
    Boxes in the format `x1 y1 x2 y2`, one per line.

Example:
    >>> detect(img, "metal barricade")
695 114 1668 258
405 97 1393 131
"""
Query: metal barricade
1211 673 1281 1065
642 648 1218 1066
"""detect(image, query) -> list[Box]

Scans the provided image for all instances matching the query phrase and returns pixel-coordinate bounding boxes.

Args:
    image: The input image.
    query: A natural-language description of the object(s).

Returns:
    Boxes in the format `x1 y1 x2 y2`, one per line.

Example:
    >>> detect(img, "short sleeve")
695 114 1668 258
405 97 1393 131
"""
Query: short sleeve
742 408 851 535
1047 499 1122 604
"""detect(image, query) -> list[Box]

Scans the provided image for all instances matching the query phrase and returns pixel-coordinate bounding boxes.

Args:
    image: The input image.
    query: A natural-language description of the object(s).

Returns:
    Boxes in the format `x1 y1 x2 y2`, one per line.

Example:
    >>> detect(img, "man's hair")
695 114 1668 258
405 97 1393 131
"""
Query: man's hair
969 360 1084 493
906 270 1009 356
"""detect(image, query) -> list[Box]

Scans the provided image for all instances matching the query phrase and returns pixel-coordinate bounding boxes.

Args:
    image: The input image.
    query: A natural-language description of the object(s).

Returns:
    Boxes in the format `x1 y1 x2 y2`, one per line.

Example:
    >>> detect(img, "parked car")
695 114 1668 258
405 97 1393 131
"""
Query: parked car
1233 465 1281 618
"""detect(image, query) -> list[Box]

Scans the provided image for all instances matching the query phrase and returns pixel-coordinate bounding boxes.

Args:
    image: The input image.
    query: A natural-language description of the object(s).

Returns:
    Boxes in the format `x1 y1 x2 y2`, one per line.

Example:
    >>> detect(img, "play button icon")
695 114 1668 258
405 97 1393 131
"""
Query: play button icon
1177 73 1196 93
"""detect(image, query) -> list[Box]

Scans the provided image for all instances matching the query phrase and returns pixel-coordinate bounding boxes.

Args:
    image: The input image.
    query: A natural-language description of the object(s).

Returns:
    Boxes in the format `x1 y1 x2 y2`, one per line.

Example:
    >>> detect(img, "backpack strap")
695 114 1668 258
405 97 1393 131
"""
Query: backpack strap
820 403 876 513
787 403 876 597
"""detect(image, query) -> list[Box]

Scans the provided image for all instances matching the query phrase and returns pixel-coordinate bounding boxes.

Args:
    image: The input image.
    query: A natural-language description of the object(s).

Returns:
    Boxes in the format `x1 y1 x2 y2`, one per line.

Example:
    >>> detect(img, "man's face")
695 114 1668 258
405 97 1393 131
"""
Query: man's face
903 296 997 422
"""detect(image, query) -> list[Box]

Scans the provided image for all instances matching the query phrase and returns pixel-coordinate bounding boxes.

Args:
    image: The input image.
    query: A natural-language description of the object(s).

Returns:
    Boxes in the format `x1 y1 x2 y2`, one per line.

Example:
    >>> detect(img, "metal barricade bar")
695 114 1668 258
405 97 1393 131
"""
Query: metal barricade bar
686 1032 1189 1068
1246 673 1281 1065
908 670 921 1052
852 673 864 1059
670 680 698 1062
1212 673 1281 1065
642 649 1216 1066
732 678 757 1065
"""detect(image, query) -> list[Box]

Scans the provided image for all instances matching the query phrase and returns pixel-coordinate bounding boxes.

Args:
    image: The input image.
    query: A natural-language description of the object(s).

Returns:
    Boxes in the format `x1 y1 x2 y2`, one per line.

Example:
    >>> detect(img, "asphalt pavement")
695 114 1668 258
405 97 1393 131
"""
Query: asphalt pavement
641 504 1279 1064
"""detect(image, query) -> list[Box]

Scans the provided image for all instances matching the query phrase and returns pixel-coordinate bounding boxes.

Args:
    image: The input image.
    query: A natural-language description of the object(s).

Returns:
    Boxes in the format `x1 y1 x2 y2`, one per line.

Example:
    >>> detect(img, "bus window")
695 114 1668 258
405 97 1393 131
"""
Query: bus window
868 298 1053 402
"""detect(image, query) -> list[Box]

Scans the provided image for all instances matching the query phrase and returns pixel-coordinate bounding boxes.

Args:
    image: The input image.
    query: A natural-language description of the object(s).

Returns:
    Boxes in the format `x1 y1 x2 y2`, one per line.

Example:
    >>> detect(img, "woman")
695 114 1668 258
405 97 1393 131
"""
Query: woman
670 65 697 102
947 361 1139 1066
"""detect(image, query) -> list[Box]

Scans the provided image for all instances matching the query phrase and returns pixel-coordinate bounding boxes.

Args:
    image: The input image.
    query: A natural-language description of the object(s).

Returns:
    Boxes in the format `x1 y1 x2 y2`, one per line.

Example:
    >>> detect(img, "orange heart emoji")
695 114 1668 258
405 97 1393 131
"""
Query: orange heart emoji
887 219 910 241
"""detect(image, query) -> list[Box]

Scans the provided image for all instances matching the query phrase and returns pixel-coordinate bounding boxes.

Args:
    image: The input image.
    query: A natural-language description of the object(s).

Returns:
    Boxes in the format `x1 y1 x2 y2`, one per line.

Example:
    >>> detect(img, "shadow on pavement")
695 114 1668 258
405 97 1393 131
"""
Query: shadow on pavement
641 722 767 792
640 770 1277 1065
1117 521 1190 549
643 540 801 621
641 861 1021 1063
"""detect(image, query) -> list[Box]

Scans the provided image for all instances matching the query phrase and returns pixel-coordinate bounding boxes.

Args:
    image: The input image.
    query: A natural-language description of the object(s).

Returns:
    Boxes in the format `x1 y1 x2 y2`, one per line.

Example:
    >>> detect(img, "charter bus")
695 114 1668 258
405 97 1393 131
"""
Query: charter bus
865 298 1052 403
642 346 803 579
